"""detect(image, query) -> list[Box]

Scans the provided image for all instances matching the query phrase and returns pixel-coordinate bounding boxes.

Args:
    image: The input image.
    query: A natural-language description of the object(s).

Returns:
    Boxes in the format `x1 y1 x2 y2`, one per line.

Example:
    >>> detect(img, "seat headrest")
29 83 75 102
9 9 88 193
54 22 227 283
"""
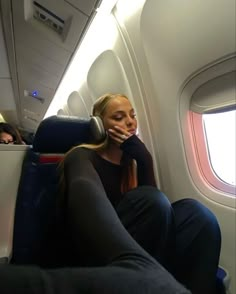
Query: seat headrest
33 115 91 153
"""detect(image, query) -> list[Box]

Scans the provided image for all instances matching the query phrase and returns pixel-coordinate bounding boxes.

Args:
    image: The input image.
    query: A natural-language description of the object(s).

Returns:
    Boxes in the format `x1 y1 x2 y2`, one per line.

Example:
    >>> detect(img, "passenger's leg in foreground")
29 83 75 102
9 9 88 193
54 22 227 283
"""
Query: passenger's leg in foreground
1 152 190 294
0 262 190 294
0 178 190 294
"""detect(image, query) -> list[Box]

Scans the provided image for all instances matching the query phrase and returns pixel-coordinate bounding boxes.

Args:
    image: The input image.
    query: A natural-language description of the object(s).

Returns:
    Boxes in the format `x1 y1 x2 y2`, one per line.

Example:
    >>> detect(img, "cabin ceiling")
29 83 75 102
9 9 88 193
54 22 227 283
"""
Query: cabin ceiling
0 0 101 131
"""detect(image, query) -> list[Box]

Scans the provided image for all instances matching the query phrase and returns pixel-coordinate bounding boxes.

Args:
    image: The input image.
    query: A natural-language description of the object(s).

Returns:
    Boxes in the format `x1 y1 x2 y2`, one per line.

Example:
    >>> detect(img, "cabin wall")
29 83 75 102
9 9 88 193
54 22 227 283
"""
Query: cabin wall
139 2 235 293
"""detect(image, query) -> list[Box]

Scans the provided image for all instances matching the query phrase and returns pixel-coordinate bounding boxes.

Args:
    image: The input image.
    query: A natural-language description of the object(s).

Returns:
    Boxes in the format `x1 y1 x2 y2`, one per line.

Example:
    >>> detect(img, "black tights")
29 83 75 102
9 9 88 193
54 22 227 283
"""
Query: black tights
1 178 189 294
0 150 221 294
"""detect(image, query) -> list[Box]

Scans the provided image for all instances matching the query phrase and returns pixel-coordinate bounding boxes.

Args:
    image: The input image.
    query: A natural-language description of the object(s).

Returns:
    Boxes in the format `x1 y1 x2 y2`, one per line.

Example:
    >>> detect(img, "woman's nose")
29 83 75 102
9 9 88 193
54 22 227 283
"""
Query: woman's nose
126 116 134 126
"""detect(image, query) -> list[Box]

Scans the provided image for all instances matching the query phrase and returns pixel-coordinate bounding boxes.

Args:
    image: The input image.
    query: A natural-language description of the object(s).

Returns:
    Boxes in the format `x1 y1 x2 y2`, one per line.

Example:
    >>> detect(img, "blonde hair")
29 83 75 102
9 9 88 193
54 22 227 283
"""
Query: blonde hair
62 93 137 193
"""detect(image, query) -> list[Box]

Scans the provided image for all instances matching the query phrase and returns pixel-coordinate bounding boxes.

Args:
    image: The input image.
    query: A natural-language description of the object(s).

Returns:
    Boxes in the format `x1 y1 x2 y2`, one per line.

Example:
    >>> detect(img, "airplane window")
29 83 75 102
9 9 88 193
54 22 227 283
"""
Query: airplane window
203 110 236 186
186 65 235 203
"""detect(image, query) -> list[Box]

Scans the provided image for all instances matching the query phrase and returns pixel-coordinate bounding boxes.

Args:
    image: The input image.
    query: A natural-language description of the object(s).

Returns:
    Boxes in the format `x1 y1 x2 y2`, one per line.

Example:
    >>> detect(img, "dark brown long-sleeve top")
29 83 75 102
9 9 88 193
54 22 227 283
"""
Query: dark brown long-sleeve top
65 135 157 208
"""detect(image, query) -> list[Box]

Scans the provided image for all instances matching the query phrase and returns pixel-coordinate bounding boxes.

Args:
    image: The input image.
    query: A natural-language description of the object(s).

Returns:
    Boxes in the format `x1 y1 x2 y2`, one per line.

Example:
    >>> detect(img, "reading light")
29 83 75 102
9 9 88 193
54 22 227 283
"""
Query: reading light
32 90 38 96
24 90 45 104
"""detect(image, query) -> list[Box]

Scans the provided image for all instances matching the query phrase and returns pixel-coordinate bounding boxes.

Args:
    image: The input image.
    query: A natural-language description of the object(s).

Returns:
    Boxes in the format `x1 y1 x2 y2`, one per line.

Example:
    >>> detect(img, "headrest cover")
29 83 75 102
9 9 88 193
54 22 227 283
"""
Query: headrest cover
33 115 91 153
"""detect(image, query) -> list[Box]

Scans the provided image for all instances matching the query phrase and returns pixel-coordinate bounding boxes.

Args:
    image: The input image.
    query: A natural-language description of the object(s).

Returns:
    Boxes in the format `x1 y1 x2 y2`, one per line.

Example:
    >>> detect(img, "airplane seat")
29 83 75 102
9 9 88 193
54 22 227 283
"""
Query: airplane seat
10 115 231 292
11 115 91 267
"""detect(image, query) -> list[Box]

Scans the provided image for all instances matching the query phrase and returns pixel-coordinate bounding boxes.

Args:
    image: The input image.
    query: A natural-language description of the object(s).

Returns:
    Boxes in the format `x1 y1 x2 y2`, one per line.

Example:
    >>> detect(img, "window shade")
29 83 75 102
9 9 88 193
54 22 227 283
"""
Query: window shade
191 70 236 114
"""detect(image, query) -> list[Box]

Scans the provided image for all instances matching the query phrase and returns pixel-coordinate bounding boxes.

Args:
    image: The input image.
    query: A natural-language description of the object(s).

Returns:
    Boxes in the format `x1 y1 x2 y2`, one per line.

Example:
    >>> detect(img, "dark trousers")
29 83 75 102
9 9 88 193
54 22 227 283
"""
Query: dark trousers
117 186 222 294
0 183 220 294
0 182 190 294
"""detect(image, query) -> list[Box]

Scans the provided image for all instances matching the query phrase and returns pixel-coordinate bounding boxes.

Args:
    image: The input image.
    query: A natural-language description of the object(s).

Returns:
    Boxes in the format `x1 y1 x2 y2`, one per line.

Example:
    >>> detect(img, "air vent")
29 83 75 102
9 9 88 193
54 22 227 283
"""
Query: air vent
23 108 40 117
24 115 38 123
33 1 65 35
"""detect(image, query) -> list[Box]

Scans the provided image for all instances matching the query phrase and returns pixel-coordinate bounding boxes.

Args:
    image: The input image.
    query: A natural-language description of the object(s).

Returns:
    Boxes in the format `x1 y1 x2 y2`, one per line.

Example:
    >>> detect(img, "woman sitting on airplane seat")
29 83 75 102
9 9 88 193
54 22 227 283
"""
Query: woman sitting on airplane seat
0 93 224 294
60 93 223 294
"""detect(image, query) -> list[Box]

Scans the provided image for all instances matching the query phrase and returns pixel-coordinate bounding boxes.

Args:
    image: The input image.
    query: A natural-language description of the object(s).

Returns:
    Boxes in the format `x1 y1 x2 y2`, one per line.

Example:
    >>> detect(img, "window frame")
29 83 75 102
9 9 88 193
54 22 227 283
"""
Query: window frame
179 56 236 208
191 111 235 195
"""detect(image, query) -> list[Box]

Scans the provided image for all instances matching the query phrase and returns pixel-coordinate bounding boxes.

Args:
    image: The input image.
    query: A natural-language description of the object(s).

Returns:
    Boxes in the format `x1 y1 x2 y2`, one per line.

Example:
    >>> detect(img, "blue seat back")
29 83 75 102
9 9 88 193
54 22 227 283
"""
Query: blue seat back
12 116 91 266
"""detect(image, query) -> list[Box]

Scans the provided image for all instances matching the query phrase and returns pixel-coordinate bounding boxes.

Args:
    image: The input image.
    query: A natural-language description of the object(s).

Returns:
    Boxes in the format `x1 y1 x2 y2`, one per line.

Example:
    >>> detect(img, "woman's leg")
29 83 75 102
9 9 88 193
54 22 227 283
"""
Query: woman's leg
116 187 222 294
116 186 176 271
0 263 189 294
172 198 222 294
0 178 190 294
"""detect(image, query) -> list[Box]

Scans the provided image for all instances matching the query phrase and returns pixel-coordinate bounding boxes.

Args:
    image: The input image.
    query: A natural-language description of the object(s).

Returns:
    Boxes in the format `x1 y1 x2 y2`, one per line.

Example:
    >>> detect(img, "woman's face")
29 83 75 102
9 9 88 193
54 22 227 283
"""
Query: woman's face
0 132 14 144
102 96 137 134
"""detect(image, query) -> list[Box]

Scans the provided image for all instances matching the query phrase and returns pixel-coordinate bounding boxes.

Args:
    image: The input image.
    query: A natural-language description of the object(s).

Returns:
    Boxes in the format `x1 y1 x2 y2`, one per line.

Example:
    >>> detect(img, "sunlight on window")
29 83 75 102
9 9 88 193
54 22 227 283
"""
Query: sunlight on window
203 110 236 186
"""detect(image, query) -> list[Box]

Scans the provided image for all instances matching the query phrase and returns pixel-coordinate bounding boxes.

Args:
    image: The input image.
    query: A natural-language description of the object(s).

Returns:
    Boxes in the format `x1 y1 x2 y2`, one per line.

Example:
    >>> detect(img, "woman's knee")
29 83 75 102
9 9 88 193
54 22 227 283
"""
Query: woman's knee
124 186 172 214
184 199 218 222
174 198 221 240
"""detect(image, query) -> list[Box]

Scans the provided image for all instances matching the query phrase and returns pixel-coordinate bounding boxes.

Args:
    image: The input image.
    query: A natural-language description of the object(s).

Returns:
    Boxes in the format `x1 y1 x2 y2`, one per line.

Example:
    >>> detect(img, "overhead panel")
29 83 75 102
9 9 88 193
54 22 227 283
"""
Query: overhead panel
67 91 89 117
65 0 101 16
0 13 16 113
0 17 10 78
9 0 100 131
87 50 132 100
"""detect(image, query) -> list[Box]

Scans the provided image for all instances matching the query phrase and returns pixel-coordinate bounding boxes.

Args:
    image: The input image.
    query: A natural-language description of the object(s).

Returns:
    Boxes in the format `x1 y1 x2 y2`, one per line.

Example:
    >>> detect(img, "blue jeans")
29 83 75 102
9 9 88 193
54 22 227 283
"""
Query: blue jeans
117 186 222 294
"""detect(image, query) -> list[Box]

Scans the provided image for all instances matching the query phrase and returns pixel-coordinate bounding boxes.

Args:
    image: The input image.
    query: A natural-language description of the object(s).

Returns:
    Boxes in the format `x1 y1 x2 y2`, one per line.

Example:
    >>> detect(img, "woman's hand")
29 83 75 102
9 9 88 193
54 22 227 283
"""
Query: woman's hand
107 126 133 145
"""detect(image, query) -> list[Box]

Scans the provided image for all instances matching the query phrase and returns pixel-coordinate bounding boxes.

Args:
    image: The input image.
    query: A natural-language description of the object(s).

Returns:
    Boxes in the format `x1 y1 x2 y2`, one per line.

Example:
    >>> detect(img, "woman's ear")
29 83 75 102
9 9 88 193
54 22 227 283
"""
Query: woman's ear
90 116 106 143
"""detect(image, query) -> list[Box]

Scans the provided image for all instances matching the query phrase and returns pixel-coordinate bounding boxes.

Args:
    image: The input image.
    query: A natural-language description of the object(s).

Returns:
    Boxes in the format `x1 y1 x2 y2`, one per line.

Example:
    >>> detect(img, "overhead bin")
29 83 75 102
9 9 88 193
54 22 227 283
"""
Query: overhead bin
0 14 16 113
13 0 89 52
0 0 102 130
65 0 102 16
